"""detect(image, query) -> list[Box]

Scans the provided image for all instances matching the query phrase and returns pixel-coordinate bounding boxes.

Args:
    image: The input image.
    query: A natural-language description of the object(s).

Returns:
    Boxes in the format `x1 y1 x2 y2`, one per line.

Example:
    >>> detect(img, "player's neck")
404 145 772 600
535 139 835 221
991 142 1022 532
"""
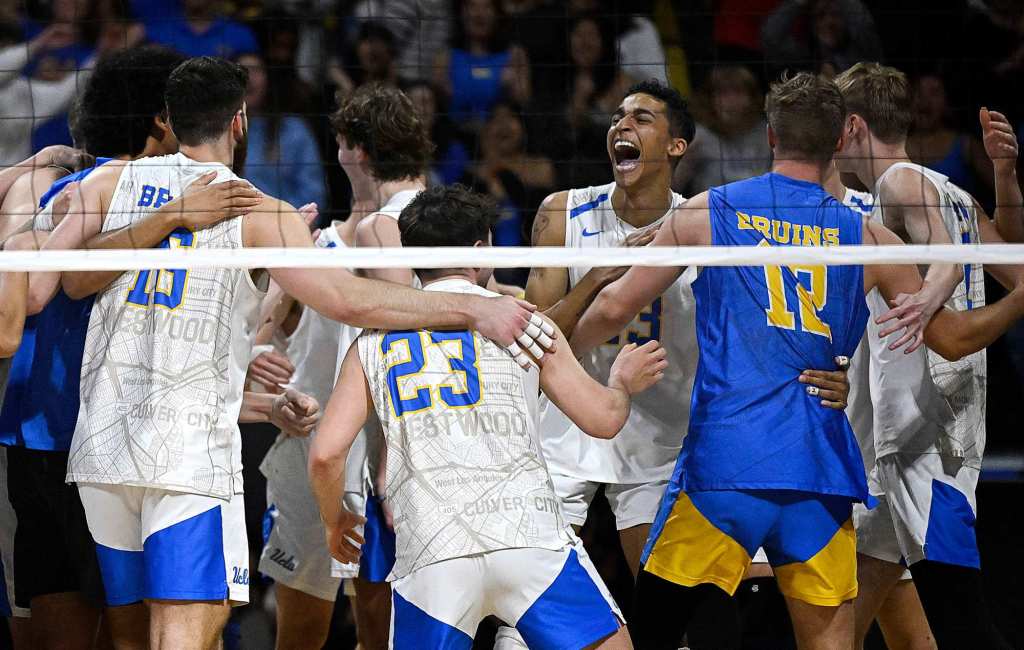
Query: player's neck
613 176 673 227
864 139 912 188
179 141 233 168
771 159 830 186
352 177 425 210
821 165 846 201
420 271 476 287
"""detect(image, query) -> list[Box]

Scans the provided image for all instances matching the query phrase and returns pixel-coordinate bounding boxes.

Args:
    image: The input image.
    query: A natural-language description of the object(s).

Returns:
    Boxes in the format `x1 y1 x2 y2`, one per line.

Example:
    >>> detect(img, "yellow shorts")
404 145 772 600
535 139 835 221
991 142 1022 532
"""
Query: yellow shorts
641 488 857 607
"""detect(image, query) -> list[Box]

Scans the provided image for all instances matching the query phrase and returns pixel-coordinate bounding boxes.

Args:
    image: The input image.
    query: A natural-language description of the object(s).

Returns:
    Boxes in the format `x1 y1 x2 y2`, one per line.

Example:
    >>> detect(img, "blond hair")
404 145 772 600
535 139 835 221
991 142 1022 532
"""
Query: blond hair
834 62 912 143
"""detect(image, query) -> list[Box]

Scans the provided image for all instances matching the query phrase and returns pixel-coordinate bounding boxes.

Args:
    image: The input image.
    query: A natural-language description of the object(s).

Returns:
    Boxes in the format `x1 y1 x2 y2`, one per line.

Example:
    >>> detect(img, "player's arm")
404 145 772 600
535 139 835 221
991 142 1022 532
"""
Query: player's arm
571 192 710 354
865 220 1024 360
973 199 1024 291
0 234 30 357
246 199 552 357
536 317 667 438
239 388 320 438
0 145 87 212
61 173 263 299
0 166 68 241
980 108 1023 244
309 344 369 565
526 192 625 336
873 170 963 351
354 212 415 286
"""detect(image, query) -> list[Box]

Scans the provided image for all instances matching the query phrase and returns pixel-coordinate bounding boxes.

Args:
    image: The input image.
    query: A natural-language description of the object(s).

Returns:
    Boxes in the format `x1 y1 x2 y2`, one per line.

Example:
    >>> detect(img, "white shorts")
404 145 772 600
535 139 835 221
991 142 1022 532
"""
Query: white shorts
0 447 29 618
390 540 623 650
259 480 341 602
854 453 980 569
78 484 249 605
550 472 667 530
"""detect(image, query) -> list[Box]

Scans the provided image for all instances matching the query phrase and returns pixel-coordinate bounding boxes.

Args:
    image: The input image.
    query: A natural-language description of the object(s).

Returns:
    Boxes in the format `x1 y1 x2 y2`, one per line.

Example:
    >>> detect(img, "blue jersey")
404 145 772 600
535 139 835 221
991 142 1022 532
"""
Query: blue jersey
682 173 871 501
0 160 111 450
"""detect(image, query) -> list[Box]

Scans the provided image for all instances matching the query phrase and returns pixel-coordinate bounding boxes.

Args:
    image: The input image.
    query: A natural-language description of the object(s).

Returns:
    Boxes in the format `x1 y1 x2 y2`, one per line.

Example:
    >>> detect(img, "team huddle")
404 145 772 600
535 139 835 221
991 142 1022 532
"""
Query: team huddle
0 44 1021 650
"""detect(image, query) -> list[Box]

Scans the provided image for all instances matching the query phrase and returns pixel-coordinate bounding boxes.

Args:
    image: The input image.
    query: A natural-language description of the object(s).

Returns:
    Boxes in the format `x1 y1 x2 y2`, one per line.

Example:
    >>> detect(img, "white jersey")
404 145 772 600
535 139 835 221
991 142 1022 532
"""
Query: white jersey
260 224 345 483
69 153 266 498
850 164 986 479
359 279 572 579
540 183 697 483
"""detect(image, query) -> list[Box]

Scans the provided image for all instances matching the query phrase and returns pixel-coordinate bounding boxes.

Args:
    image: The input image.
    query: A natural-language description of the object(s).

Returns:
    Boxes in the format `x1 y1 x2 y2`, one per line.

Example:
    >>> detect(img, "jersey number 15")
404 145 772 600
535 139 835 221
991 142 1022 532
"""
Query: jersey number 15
125 228 193 310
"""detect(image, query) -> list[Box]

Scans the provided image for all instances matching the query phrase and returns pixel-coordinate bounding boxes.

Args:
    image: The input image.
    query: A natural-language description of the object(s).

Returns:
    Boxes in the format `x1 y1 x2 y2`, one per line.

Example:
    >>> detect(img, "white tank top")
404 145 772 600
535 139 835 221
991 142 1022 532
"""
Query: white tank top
259 224 346 484
359 279 571 579
69 153 266 498
540 182 697 482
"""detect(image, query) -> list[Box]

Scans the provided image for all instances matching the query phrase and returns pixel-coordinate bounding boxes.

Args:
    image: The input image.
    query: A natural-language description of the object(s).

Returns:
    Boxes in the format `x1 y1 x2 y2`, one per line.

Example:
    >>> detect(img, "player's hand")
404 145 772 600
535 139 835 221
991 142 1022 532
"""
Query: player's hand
38 145 94 172
980 107 1018 168
172 172 263 230
326 509 367 565
623 224 660 248
270 388 321 437
609 341 668 395
799 356 851 410
298 203 319 231
247 349 294 393
473 296 556 369
876 284 947 353
50 181 78 227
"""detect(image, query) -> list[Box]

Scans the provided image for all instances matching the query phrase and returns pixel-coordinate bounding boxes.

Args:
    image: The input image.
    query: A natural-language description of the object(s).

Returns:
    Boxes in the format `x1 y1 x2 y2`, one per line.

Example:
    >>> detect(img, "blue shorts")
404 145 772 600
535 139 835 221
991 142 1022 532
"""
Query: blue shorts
390 541 622 650
643 487 857 606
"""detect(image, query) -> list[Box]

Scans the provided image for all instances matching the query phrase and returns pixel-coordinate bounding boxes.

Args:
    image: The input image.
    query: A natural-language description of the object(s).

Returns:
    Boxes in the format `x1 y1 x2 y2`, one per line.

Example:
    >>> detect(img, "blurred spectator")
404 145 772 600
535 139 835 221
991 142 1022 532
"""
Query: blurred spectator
433 0 531 131
673 65 771 195
350 0 451 82
760 0 883 76
236 53 326 211
570 0 669 83
144 0 258 58
713 0 779 61
328 21 399 98
0 22 89 166
558 11 631 187
906 73 992 198
405 80 471 186
505 0 569 109
461 99 554 284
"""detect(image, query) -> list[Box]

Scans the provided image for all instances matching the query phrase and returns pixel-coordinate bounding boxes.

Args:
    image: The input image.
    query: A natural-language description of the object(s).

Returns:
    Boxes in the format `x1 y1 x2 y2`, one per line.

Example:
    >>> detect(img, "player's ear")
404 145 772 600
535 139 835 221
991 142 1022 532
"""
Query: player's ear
766 123 777 150
152 111 172 142
667 136 687 159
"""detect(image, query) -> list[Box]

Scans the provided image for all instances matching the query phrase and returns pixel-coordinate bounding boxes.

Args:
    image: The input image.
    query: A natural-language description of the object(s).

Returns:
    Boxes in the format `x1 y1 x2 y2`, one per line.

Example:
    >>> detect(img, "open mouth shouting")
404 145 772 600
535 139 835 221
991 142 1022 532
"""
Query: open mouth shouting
613 138 642 174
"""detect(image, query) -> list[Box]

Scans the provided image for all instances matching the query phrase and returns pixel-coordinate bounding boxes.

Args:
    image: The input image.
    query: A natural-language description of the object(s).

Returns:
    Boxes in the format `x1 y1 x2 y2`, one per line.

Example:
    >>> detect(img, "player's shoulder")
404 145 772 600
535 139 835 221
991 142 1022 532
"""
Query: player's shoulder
878 164 941 206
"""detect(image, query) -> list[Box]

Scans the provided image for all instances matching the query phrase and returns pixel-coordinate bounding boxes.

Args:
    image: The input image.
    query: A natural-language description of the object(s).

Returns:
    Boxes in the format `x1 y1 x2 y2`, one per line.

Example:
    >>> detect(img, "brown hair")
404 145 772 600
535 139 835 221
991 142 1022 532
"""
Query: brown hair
833 62 912 143
764 71 845 162
330 83 434 182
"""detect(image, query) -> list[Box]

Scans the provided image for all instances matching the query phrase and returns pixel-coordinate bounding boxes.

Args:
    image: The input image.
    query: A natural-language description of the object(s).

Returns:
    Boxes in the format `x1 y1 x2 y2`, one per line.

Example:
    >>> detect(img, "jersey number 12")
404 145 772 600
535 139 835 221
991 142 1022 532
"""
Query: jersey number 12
761 243 831 339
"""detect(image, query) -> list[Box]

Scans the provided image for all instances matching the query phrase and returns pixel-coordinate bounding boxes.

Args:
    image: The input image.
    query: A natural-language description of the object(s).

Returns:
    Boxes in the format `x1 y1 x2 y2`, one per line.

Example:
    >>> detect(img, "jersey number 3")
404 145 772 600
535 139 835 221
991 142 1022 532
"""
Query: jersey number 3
125 228 194 310
761 243 831 339
383 330 482 417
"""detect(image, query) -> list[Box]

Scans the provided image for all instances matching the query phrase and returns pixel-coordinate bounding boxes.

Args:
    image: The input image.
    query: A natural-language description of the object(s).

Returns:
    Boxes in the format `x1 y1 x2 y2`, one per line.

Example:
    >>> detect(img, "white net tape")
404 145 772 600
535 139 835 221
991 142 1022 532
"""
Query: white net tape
0 244 1022 272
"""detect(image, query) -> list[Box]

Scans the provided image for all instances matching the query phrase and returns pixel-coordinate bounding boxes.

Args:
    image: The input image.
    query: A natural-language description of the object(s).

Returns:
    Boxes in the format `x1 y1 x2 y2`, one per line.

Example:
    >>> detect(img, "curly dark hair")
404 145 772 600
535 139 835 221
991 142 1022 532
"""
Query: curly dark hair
625 78 696 144
330 83 434 182
76 46 186 158
398 184 497 249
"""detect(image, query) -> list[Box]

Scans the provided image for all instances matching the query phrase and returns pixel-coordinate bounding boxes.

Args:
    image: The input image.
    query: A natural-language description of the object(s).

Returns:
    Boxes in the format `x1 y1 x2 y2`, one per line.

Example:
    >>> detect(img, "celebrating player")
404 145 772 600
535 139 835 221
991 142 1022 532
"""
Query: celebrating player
44 56 549 649
834 62 1023 650
573 71 1024 650
311 184 668 650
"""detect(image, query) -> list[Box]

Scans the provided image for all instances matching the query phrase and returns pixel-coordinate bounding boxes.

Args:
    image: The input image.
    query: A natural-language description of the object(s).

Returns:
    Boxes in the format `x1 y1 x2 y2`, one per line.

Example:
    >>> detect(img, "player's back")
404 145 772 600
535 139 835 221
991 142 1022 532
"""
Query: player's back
685 172 870 500
357 279 571 579
69 152 265 498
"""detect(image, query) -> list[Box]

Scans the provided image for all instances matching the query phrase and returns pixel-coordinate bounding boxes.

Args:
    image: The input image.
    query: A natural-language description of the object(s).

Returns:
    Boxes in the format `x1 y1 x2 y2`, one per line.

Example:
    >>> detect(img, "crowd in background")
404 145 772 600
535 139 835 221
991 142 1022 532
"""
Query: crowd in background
1 1 1023 646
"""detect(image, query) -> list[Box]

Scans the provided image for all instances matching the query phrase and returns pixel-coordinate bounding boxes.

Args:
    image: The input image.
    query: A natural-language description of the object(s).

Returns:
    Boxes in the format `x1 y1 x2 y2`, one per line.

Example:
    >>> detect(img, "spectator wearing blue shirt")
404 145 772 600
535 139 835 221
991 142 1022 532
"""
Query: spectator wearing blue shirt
236 53 326 212
432 0 531 131
144 0 257 59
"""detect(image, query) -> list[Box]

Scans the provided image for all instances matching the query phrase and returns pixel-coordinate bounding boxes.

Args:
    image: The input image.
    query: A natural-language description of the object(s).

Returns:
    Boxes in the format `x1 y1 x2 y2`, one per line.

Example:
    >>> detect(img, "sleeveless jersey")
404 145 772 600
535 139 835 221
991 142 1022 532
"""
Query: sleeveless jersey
540 182 696 483
68 153 266 498
359 279 572 579
259 224 345 484
685 173 871 500
871 163 986 467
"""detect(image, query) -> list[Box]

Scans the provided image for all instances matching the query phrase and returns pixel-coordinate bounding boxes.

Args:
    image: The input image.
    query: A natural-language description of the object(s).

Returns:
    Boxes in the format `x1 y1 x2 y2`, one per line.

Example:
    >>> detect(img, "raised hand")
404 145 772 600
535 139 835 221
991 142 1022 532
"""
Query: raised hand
609 340 668 395
270 388 321 438
980 107 1018 167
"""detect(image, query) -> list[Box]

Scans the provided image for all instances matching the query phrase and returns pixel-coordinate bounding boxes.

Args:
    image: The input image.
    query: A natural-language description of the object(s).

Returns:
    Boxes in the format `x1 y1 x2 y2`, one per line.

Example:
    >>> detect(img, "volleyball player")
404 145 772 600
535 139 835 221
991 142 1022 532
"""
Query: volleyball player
48 56 548 649
834 62 1023 650
311 184 668 650
256 83 430 650
572 71 1024 650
